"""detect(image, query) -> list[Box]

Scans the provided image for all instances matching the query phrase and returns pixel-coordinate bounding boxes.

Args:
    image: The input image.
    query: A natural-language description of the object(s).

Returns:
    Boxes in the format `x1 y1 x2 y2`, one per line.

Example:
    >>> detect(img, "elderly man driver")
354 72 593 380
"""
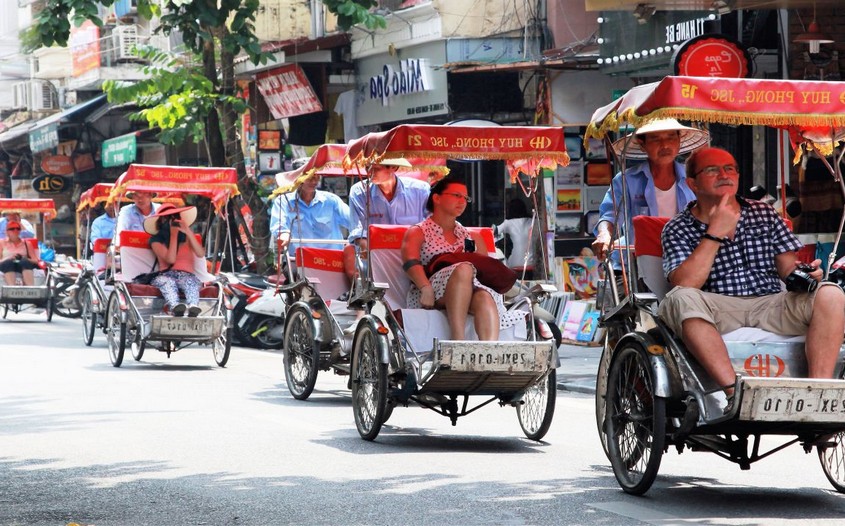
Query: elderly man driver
592 118 709 263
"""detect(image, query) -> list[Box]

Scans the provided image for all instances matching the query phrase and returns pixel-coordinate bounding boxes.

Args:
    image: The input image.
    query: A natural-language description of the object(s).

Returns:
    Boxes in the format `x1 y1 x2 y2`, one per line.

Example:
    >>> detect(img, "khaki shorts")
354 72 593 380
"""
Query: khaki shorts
657 283 841 339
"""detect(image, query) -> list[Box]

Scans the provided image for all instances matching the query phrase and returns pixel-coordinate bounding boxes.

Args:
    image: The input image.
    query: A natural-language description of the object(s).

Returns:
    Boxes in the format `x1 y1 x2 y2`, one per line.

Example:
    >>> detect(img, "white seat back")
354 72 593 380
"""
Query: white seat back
92 238 110 272
369 224 412 310
295 247 350 301
118 231 213 283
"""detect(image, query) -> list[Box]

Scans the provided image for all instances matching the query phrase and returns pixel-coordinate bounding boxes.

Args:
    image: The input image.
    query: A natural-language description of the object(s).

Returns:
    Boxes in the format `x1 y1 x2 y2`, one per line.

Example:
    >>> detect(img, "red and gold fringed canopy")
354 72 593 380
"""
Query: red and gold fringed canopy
586 76 845 156
0 198 57 221
110 164 239 211
78 183 184 212
271 143 450 199
343 124 569 181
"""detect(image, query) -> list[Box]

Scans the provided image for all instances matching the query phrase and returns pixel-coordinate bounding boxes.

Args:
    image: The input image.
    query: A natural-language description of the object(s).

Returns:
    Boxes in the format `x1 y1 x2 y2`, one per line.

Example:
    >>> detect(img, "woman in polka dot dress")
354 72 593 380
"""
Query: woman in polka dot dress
401 175 524 340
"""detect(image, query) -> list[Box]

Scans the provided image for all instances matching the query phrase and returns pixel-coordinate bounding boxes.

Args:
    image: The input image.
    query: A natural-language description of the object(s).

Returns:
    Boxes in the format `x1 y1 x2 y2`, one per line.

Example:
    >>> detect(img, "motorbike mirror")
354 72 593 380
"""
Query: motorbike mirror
747 185 768 200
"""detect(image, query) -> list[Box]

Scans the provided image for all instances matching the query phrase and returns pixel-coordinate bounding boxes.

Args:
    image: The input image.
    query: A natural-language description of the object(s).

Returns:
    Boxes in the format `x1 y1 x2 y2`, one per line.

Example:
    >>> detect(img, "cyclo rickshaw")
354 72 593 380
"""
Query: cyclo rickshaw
589 75 845 494
75 182 183 346
0 198 57 321
283 124 566 441
275 143 448 400
104 164 237 368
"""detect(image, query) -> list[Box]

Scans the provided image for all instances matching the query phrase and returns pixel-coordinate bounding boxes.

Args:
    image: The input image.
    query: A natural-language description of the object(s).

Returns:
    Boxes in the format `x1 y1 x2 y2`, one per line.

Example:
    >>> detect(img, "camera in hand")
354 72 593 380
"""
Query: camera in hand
14 254 22 261
784 263 818 293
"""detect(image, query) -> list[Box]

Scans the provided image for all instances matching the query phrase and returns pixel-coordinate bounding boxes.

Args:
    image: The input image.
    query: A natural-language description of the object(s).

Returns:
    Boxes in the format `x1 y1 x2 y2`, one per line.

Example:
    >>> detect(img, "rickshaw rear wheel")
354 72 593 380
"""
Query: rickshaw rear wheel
214 327 232 367
81 286 96 346
606 343 665 495
106 293 126 367
351 320 388 441
44 279 54 322
283 306 319 400
517 369 556 441
819 432 845 493
130 325 145 361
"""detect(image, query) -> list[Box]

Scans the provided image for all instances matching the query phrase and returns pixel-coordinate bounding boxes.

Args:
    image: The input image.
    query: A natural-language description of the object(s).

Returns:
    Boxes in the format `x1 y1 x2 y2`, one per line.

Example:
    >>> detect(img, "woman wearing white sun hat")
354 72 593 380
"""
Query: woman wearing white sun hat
591 118 709 265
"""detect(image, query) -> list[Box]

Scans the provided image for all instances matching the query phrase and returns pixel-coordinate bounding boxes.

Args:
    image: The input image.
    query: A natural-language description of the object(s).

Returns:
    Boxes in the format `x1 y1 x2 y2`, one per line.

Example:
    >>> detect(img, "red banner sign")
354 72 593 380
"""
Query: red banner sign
0 198 57 219
70 20 100 77
255 64 322 120
112 164 239 211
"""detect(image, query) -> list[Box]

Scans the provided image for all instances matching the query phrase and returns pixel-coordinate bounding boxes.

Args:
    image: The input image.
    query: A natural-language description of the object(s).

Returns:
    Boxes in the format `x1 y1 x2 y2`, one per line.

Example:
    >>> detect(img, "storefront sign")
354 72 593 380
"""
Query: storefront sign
255 64 322 120
102 134 137 167
74 153 95 173
29 123 59 153
356 41 448 127
368 58 432 106
40 155 74 176
32 174 67 194
673 34 751 78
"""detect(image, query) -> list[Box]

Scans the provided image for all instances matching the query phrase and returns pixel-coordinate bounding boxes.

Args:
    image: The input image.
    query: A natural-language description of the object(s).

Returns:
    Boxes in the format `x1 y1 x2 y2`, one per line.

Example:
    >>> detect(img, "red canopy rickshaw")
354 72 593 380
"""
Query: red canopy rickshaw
585 75 845 495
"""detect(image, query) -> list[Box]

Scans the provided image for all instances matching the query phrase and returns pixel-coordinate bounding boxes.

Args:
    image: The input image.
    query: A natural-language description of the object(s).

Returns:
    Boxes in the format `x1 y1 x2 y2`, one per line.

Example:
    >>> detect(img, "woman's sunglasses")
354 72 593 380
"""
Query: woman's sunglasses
7 227 21 231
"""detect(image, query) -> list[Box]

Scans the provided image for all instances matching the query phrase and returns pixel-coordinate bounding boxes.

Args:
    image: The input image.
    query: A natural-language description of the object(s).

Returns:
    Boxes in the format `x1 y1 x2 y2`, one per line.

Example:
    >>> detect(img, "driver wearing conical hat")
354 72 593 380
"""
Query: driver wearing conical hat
592 118 709 265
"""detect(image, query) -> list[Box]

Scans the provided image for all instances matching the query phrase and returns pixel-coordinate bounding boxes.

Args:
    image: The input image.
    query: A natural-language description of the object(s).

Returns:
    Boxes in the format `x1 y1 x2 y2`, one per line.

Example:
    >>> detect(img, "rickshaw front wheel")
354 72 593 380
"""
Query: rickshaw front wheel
351 319 388 441
81 286 97 346
283 306 319 400
819 432 845 493
517 369 556 441
106 293 126 367
606 343 665 495
1 303 7 318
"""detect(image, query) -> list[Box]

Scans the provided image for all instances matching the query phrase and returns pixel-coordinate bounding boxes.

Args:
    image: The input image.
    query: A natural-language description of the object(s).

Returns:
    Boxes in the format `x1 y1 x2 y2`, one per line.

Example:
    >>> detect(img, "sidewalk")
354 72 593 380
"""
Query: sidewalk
555 341 602 394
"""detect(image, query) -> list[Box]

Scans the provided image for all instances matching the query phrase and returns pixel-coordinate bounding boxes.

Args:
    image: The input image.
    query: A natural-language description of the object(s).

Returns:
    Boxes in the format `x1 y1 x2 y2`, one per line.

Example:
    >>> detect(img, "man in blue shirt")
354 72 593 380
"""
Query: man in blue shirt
89 205 116 247
592 119 708 263
347 158 430 261
659 147 844 412
270 172 351 255
116 190 158 244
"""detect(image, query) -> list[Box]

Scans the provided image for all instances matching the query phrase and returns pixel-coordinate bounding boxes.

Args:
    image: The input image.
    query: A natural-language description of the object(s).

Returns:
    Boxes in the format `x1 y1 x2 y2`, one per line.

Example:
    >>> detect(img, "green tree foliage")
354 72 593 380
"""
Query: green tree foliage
31 0 384 271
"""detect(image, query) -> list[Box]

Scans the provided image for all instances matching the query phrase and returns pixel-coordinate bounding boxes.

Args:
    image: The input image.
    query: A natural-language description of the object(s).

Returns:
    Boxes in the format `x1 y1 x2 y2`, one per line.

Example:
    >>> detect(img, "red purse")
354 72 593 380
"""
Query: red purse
425 251 517 294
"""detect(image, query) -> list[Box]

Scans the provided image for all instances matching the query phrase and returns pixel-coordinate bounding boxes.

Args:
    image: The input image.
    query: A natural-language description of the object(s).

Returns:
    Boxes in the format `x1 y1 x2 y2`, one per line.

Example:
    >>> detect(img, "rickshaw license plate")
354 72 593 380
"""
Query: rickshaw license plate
154 317 218 338
743 387 845 422
1 287 43 300
439 341 550 373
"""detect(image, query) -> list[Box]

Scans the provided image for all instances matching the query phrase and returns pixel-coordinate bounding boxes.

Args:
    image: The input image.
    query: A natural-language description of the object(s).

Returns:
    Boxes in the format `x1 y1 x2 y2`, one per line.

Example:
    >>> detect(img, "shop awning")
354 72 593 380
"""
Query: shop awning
0 120 38 148
28 94 109 153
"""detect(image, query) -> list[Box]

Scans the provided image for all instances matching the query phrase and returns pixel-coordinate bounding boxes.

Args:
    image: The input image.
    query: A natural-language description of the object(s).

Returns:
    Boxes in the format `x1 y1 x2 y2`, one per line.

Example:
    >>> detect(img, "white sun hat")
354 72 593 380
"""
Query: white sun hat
612 118 709 160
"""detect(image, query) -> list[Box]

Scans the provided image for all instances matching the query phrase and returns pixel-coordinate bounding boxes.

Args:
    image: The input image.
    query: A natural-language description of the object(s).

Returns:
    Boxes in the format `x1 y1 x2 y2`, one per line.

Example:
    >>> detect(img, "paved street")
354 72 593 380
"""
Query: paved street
2 313 845 525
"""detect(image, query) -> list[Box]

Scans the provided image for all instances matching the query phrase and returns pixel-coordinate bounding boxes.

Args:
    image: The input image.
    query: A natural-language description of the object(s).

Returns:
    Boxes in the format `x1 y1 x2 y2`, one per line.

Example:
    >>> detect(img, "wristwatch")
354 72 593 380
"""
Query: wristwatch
702 232 725 244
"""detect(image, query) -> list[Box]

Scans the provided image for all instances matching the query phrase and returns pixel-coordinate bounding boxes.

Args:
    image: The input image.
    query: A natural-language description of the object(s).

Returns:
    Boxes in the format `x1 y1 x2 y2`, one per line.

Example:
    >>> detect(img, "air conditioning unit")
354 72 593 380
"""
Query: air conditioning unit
112 25 145 62
12 82 30 109
31 82 56 111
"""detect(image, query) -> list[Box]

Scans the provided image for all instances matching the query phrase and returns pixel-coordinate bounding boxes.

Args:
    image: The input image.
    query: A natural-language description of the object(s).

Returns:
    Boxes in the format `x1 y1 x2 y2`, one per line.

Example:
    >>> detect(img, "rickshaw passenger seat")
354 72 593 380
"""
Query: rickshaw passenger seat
631 215 804 345
368 224 527 353
92 238 111 272
295 247 350 301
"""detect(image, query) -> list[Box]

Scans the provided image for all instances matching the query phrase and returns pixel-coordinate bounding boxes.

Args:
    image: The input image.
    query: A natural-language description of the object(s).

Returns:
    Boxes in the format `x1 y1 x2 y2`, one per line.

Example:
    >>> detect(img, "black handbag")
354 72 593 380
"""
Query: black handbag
132 261 170 285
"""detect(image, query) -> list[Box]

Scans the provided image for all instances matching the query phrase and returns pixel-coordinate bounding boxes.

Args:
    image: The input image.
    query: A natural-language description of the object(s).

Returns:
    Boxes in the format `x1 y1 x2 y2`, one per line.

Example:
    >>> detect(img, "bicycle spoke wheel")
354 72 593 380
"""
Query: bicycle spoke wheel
81 287 96 346
106 293 126 367
283 306 319 400
214 325 232 367
517 369 556 441
606 343 665 495
351 320 387 441
819 432 845 493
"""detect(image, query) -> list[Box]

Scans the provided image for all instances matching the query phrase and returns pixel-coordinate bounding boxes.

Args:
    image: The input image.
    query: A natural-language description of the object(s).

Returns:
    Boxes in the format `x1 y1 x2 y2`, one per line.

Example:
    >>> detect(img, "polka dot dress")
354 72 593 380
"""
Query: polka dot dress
406 218 524 330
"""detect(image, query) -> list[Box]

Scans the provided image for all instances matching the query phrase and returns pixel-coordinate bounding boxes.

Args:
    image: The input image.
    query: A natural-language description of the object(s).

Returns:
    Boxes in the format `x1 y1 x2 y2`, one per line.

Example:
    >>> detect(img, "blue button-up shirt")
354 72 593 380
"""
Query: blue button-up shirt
595 160 695 266
89 213 116 245
348 176 430 241
270 190 351 255
116 202 159 239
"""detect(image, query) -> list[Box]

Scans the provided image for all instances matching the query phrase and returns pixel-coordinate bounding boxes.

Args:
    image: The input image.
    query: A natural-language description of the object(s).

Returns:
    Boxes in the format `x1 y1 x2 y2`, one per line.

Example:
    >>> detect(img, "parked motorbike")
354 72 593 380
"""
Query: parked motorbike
49 260 83 318
243 284 286 349
221 271 286 349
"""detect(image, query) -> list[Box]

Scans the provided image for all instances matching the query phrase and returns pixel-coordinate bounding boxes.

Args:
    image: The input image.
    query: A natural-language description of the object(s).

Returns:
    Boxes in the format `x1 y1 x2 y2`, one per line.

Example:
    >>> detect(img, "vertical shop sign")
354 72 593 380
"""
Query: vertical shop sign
71 20 100 77
255 64 322 120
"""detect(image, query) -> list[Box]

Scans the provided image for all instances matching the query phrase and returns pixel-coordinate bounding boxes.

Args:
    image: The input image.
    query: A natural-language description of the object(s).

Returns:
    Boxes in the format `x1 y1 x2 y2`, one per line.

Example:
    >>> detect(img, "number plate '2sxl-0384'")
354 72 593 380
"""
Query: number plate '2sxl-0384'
738 378 845 423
